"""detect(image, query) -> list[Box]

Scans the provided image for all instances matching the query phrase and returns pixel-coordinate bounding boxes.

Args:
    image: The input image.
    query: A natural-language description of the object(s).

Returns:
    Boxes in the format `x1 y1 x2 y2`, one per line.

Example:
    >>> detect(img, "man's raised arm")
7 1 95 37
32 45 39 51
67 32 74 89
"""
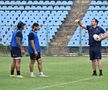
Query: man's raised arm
75 19 87 30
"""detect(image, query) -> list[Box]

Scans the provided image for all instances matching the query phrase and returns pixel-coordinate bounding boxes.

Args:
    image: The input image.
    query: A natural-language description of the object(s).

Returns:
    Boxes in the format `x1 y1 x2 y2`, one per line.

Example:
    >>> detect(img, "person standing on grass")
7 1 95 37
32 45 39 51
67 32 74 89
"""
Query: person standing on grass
10 21 25 78
28 23 47 78
75 18 108 76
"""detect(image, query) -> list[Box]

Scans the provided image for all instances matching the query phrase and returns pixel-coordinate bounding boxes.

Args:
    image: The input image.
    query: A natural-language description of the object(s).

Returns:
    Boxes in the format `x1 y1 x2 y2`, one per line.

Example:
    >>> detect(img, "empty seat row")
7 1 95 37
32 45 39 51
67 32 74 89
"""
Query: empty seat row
91 1 108 5
0 1 73 5
89 6 108 10
0 6 71 10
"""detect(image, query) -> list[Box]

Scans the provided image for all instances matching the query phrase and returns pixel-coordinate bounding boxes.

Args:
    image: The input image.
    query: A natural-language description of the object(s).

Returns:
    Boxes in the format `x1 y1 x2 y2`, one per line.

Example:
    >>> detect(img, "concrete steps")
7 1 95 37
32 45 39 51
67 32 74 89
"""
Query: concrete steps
49 0 91 55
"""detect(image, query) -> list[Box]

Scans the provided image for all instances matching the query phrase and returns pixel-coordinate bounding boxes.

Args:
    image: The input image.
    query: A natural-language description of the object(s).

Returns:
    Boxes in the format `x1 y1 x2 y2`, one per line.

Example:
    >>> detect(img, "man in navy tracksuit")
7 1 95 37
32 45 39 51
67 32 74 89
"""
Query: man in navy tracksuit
75 18 107 76
28 23 47 77
10 21 25 78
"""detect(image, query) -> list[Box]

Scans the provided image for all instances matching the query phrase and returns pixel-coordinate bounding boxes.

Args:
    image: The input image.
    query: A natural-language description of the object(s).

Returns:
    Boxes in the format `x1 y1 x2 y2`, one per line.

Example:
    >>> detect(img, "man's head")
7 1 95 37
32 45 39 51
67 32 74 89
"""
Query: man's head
91 18 99 27
32 23 40 31
17 21 25 30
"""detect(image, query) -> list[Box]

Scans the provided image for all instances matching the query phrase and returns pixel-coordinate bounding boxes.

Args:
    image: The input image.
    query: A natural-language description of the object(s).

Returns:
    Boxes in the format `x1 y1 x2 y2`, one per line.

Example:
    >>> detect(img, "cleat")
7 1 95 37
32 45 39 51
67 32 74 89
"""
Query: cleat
39 74 48 78
16 75 24 78
92 73 97 76
30 75 35 78
99 73 103 76
10 75 16 78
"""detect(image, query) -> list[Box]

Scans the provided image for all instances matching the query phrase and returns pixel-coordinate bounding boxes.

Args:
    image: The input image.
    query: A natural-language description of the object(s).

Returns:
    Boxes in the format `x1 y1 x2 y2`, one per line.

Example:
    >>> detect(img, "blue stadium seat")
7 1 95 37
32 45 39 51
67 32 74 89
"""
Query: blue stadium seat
67 1 73 5
91 1 96 4
103 1 108 5
68 0 108 47
28 1 34 4
21 1 26 4
50 1 55 5
5 1 10 5
56 1 62 5
0 1 4 4
0 0 73 46
38 1 44 5
19 6 24 10
25 6 30 9
62 1 69 5
30 6 36 10
36 6 42 10
97 1 103 5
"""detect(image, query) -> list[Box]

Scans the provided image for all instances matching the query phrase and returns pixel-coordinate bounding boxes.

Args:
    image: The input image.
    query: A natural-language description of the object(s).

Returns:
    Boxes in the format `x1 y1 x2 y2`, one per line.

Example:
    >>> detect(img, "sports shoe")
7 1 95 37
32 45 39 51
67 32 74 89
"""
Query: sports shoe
16 75 24 78
39 74 48 78
92 73 97 76
99 73 103 76
10 75 16 78
30 74 35 78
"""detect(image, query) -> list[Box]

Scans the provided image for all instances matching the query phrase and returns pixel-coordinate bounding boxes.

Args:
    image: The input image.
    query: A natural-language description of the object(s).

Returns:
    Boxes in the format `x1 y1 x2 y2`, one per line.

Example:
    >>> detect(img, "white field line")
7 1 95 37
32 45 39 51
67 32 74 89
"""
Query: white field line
31 77 101 90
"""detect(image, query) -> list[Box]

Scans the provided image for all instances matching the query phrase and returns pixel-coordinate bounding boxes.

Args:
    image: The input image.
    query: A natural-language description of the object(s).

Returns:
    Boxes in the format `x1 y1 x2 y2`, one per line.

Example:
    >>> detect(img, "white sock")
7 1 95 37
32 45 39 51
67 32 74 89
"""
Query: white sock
30 72 34 76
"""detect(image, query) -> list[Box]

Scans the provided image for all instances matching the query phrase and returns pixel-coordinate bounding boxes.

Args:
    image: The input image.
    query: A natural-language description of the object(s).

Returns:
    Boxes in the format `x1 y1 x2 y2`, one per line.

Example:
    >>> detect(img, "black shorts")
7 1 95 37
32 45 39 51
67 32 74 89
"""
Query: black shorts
11 47 22 58
89 47 101 60
30 52 41 60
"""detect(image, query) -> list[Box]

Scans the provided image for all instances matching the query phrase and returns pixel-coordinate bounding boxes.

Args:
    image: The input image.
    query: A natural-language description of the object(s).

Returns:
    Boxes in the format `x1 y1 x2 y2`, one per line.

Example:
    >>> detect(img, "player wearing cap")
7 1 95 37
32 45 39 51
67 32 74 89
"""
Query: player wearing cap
75 18 107 76
28 23 47 78
10 21 25 78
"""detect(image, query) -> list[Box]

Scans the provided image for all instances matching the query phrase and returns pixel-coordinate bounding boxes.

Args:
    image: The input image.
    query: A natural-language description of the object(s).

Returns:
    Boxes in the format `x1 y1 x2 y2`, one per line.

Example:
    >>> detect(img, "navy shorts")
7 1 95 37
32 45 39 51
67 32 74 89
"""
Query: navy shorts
89 46 101 60
11 47 22 58
30 52 41 60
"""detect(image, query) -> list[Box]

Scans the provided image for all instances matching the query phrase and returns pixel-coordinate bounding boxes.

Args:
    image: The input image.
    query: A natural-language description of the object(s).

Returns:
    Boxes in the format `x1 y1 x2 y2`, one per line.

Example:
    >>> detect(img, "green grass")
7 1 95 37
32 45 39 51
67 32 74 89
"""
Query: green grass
0 56 108 90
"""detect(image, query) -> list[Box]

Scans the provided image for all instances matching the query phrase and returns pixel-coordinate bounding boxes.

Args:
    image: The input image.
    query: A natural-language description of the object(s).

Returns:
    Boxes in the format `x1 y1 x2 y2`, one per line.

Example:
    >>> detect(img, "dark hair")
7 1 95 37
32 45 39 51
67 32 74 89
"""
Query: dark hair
17 25 23 29
92 18 99 24
32 23 39 28
17 21 25 29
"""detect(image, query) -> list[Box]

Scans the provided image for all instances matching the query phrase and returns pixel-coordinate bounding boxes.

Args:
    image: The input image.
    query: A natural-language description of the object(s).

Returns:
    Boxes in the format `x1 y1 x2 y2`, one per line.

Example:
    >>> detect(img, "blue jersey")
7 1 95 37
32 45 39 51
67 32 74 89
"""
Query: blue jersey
11 30 23 48
28 30 41 54
87 25 105 47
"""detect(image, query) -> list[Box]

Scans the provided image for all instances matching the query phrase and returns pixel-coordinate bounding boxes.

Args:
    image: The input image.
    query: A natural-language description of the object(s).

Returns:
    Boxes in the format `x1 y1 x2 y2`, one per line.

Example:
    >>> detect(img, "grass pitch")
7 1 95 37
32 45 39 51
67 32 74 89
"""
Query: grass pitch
0 56 108 90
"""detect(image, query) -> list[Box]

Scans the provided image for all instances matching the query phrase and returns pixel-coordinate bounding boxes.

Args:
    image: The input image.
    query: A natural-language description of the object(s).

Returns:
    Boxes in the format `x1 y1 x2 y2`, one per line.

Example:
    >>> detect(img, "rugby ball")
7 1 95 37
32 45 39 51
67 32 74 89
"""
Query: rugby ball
93 34 101 41
75 19 79 23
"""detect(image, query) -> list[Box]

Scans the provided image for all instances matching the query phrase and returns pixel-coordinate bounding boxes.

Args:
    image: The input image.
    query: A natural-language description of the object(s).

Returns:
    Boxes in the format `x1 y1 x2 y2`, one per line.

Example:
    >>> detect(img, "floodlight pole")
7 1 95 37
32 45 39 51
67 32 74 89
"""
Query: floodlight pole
79 27 82 56
78 0 83 56
46 25 49 55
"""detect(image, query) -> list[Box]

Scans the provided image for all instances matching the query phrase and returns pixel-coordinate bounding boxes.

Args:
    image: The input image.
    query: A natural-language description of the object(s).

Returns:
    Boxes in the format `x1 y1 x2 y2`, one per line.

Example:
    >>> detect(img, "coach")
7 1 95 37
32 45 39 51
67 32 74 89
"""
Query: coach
75 18 107 76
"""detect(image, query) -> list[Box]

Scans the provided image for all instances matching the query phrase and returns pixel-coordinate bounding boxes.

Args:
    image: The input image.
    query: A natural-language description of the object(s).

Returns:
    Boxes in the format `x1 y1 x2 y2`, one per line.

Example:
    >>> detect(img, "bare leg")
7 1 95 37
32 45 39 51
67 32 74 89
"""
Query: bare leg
97 59 103 76
11 59 16 75
29 60 35 72
16 59 21 75
37 59 47 77
37 59 42 73
92 60 97 75
97 59 103 70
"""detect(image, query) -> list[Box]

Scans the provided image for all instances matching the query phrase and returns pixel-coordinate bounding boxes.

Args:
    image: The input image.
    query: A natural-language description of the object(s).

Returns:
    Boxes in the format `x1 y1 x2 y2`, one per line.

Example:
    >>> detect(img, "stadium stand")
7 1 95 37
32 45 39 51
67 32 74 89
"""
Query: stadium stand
0 0 73 46
68 0 108 47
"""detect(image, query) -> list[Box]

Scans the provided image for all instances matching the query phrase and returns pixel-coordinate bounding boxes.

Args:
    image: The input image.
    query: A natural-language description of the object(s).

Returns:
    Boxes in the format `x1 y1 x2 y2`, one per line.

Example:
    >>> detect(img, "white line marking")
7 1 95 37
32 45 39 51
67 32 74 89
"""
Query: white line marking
31 77 101 90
